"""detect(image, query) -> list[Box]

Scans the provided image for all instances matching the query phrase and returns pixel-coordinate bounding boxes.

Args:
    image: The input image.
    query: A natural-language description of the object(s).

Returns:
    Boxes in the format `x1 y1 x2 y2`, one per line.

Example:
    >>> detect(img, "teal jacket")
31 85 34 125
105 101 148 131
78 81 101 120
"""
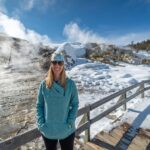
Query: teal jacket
36 78 79 139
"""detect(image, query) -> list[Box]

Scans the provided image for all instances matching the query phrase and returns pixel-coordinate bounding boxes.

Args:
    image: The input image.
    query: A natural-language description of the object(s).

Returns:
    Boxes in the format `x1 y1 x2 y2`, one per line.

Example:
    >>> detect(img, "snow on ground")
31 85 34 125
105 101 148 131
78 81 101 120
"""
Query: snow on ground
67 58 150 139
68 59 150 94
120 96 150 129
134 50 150 59
88 96 150 139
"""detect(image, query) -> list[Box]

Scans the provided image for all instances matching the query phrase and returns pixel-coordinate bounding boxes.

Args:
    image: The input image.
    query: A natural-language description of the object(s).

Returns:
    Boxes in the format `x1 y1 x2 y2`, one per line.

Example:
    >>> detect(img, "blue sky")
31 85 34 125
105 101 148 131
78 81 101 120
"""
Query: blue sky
0 0 150 45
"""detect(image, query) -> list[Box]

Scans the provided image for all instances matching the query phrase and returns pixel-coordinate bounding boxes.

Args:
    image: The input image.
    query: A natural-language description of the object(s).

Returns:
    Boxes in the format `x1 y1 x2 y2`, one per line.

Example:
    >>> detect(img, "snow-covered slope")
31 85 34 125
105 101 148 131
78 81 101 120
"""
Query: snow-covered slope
56 42 85 58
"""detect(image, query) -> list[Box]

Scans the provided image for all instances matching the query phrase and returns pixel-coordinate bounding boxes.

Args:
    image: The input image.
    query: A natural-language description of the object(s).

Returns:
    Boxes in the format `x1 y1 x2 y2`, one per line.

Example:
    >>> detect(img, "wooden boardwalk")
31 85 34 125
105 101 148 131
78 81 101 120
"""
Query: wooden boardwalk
84 123 150 150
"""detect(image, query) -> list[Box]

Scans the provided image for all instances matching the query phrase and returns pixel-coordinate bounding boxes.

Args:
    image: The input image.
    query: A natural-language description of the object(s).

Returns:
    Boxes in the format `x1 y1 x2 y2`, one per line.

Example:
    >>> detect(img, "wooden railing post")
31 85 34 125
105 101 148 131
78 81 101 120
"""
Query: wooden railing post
118 92 127 111
84 105 90 143
123 93 127 110
141 82 144 98
78 104 90 143
136 81 145 98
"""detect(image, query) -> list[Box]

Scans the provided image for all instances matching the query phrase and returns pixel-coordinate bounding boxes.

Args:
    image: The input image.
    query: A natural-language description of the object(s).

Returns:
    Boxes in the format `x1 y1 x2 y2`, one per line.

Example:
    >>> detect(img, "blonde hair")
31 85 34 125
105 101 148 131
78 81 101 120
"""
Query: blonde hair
45 66 66 88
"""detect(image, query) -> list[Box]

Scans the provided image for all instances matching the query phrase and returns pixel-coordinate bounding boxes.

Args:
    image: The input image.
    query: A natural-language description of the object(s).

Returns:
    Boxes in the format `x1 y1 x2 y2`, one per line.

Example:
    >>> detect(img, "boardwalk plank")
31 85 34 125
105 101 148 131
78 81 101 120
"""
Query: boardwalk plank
132 135 149 146
84 142 106 150
96 131 119 146
88 125 150 150
128 135 150 150
110 128 125 140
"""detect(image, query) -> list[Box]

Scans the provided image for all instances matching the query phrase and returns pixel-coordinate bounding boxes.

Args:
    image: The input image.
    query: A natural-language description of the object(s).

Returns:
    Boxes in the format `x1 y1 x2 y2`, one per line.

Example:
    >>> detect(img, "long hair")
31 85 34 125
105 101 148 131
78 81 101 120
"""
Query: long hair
45 66 66 88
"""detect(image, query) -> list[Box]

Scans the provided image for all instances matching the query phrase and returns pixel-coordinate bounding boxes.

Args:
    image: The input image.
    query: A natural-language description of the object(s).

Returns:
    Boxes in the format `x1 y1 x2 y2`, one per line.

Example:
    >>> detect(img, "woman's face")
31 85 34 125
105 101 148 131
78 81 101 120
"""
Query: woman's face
51 61 64 76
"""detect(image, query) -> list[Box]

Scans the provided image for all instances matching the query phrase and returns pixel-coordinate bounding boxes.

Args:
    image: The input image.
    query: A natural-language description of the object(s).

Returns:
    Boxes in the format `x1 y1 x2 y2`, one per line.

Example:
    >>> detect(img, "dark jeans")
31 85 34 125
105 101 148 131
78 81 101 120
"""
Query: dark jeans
42 132 75 150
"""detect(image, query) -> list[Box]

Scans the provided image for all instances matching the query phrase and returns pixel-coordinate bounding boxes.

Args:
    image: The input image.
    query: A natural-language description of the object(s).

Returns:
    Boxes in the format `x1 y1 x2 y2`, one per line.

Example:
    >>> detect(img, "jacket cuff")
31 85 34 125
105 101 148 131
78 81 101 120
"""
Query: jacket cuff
38 123 46 130
67 119 75 128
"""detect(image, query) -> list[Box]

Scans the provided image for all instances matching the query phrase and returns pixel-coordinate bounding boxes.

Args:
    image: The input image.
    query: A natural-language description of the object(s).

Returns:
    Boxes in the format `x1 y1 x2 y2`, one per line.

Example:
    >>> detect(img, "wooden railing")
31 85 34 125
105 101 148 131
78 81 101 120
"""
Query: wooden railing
0 80 150 150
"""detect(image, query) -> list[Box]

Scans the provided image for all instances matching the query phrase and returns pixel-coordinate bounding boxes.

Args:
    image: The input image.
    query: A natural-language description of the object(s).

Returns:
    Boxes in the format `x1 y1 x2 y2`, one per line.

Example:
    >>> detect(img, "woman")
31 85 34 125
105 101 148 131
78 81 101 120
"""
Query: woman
36 52 79 150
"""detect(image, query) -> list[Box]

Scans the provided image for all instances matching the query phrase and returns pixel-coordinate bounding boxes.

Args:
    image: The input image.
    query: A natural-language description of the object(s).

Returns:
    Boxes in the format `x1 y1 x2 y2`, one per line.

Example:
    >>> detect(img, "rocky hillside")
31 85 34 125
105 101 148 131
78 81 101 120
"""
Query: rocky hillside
85 43 143 65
